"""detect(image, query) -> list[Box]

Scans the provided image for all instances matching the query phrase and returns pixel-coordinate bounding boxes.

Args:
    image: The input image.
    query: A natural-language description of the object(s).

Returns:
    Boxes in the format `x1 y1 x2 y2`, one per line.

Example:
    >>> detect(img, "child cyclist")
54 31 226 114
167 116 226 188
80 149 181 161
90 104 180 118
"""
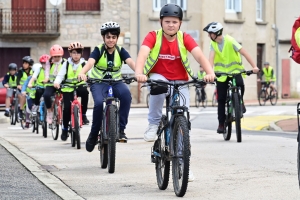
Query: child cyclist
21 63 42 128
17 56 34 119
2 63 18 117
43 44 65 124
28 54 50 108
197 65 207 105
78 21 136 152
54 42 90 141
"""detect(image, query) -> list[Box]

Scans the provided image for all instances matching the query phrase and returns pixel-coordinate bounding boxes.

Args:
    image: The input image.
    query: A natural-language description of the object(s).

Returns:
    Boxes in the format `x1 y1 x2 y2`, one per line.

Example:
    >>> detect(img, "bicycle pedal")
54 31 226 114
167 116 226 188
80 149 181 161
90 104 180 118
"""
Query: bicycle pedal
118 139 127 143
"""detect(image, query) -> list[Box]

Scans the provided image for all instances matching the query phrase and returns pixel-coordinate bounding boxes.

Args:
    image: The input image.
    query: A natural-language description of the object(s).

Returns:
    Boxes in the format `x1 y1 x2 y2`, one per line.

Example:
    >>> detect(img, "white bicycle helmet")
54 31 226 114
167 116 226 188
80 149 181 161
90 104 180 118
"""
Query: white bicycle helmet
32 63 42 73
100 21 120 36
203 22 223 36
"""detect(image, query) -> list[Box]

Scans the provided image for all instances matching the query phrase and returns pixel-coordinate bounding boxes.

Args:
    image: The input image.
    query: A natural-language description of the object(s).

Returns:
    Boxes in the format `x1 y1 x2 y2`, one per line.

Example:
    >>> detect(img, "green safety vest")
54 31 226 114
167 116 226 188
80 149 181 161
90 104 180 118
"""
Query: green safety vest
143 29 194 77
197 71 206 79
7 73 17 87
89 44 122 79
45 60 65 86
262 66 276 82
62 62 86 92
36 67 45 88
212 35 245 82
19 70 33 95
28 82 36 99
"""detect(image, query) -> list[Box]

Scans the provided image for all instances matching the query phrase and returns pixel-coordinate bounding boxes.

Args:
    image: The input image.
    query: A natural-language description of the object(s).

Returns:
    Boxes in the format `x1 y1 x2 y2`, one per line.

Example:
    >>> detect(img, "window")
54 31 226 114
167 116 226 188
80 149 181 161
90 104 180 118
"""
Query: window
153 0 186 11
66 0 100 11
256 0 263 21
225 0 242 13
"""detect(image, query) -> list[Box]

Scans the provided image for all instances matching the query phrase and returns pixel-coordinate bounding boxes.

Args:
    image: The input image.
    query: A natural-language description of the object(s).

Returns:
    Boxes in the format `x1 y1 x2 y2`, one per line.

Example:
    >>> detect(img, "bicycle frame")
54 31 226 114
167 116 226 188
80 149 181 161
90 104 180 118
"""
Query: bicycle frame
53 92 63 125
70 88 82 129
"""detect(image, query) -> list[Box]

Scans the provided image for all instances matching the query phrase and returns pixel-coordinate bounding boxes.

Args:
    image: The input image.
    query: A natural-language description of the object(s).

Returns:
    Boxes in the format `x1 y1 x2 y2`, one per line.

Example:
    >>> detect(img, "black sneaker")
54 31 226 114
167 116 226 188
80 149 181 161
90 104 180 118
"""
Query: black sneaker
119 130 128 141
4 110 9 117
82 115 89 125
242 103 246 113
217 124 225 134
19 111 23 119
61 130 69 141
86 133 98 152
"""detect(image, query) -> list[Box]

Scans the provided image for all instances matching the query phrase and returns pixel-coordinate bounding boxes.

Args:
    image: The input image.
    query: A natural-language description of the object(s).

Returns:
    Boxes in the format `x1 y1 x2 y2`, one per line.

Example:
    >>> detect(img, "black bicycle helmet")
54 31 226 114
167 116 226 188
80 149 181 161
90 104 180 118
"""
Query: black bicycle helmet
8 63 17 70
160 4 183 20
100 21 121 36
22 56 34 66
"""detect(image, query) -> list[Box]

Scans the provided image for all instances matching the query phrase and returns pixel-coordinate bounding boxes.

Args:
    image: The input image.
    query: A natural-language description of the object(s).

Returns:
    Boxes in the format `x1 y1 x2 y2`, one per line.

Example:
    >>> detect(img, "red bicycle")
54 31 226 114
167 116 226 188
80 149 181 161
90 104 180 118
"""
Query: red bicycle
60 84 82 149
49 90 63 140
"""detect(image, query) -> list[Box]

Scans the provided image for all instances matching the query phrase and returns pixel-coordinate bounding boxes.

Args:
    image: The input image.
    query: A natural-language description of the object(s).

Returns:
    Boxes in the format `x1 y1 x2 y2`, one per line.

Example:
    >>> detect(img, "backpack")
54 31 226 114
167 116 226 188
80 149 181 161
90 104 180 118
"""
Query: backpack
289 16 300 64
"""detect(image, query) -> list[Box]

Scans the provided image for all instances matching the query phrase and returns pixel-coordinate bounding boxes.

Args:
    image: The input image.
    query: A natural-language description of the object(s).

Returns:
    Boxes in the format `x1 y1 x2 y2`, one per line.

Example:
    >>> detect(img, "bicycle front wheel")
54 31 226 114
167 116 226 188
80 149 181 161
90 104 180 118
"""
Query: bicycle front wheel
100 136 108 169
35 115 39 134
223 113 232 141
203 94 208 108
51 105 59 140
155 115 170 190
172 116 190 197
73 106 81 149
42 104 47 138
270 89 278 106
107 105 117 173
258 90 267 106
195 90 200 108
212 93 217 107
14 98 19 124
233 93 242 142
298 136 300 188
10 104 15 125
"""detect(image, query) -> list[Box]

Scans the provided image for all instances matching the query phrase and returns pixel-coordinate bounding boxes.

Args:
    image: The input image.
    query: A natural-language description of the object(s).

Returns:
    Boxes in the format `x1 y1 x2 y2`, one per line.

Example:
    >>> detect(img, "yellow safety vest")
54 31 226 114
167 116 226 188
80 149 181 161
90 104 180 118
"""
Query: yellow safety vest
212 35 245 82
89 44 123 79
262 66 276 82
197 71 206 79
62 62 86 92
45 59 65 86
36 67 45 88
143 29 194 77
7 73 17 87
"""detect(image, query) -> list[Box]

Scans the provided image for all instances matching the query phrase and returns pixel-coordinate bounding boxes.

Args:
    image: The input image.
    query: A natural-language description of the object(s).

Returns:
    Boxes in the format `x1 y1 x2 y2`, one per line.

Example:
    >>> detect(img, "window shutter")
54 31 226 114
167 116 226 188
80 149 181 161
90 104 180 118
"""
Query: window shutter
234 0 242 12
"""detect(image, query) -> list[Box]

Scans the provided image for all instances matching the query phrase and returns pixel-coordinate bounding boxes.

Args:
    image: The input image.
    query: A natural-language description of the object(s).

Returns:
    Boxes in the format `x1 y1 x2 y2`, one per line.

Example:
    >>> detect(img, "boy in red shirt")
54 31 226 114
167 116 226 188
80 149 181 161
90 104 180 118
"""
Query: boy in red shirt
135 4 215 142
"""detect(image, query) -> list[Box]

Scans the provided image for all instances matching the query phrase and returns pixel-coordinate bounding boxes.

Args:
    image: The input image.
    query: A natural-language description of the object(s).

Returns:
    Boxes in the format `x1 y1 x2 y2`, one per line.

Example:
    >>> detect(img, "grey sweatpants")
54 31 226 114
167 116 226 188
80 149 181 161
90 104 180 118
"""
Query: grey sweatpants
148 73 190 125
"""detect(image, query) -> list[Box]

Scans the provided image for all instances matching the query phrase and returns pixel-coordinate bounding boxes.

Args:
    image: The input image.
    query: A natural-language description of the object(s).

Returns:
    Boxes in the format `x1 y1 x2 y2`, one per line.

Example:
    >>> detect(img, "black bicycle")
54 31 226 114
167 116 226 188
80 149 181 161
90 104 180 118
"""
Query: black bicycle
194 83 207 108
88 76 135 173
297 103 300 188
9 87 18 125
148 78 209 197
215 70 254 143
258 81 278 106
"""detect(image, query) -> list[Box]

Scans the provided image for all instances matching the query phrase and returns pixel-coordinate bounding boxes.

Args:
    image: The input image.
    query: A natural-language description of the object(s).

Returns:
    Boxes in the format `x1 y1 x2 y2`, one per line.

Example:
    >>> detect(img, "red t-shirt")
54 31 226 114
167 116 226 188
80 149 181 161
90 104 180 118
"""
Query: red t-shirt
142 31 198 80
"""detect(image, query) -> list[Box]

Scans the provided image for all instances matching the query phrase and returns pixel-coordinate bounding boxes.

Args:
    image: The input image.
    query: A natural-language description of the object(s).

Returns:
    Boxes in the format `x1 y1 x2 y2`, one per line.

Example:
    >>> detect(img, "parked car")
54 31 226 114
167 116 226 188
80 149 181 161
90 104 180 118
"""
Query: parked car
0 77 7 106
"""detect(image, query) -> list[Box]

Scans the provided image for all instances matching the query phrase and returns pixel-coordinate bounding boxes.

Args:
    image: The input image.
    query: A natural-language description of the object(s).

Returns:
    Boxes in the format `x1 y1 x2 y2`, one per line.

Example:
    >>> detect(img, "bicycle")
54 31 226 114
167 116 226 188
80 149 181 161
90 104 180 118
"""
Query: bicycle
212 87 218 107
49 90 63 140
194 83 207 108
9 87 19 125
297 103 300 188
87 77 136 173
20 93 35 130
215 70 254 143
148 78 209 197
258 81 278 106
59 84 85 149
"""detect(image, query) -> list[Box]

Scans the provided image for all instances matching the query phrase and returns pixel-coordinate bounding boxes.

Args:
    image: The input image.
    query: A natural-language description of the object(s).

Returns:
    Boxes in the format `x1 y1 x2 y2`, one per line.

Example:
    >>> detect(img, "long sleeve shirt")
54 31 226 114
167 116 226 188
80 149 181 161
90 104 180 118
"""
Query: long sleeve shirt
21 76 32 93
44 58 62 79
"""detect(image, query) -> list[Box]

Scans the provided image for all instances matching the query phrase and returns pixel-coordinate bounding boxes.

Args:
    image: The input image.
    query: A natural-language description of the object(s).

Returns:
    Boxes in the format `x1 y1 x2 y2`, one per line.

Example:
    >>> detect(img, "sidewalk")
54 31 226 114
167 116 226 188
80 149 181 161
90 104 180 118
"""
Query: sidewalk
274 118 298 132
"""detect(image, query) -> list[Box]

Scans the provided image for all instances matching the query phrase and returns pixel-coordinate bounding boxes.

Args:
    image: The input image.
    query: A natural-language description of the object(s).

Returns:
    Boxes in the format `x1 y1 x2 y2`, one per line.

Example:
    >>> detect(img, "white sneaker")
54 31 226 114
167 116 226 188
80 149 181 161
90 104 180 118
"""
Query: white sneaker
188 170 195 182
144 124 158 142
47 111 53 124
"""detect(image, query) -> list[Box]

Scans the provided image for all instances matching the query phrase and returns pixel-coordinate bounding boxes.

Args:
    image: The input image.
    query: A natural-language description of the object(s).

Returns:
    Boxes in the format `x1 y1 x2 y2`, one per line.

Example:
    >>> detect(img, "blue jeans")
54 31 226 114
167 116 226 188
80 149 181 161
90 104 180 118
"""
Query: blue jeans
90 82 132 137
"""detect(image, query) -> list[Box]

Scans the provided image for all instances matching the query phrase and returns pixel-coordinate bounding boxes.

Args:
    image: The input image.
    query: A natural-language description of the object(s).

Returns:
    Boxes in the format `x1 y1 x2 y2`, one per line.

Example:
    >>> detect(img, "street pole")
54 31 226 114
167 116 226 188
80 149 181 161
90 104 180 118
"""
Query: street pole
275 26 279 97
137 0 141 103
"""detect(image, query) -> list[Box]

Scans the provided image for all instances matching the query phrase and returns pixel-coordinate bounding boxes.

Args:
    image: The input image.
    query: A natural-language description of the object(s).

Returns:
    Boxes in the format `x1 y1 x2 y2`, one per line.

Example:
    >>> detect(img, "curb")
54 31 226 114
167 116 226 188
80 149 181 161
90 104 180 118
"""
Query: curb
269 121 284 132
0 137 85 200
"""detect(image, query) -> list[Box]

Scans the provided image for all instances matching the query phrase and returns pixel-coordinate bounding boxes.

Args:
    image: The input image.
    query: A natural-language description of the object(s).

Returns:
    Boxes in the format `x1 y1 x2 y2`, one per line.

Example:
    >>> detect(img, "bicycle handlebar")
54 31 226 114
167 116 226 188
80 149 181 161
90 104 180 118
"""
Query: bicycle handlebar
144 78 215 87
87 77 136 84
215 70 254 77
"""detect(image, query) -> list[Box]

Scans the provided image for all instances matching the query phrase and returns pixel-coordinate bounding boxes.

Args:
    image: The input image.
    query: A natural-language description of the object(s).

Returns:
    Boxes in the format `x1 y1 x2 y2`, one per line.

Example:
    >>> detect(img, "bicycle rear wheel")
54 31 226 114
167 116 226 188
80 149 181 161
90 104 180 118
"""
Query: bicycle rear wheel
107 105 117 173
258 90 267 106
195 90 200 108
42 104 47 138
212 93 217 107
223 113 232 141
203 94 208 108
51 105 59 140
172 116 190 197
73 106 81 149
35 115 39 134
270 89 278 106
233 93 242 142
20 110 26 129
155 115 170 190
298 136 300 188
14 98 19 124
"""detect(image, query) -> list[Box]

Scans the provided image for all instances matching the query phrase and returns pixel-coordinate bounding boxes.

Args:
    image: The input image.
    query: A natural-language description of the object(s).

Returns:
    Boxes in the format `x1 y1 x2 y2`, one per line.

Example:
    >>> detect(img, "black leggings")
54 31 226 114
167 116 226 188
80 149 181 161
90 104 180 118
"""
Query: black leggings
217 75 244 124
62 86 89 129
34 88 45 106
43 86 57 109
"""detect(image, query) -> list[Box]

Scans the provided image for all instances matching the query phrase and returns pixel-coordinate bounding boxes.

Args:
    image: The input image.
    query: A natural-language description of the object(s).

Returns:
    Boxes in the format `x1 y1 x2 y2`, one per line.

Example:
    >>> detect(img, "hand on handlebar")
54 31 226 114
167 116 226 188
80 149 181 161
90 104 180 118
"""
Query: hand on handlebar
203 73 216 83
135 73 147 83
78 73 87 82
252 67 260 74
54 83 60 89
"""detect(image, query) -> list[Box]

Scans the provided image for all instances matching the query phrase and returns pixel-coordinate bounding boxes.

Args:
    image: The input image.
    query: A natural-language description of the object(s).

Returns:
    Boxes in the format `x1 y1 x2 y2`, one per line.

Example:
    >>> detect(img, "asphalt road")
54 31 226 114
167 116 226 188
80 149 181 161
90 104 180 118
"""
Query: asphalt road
0 106 299 199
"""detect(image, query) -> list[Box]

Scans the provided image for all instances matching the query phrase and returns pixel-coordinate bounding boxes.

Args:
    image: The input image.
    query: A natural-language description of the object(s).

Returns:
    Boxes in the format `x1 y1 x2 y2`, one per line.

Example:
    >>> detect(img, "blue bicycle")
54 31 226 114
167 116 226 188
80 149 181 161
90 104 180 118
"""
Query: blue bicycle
148 78 208 197
88 76 135 173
